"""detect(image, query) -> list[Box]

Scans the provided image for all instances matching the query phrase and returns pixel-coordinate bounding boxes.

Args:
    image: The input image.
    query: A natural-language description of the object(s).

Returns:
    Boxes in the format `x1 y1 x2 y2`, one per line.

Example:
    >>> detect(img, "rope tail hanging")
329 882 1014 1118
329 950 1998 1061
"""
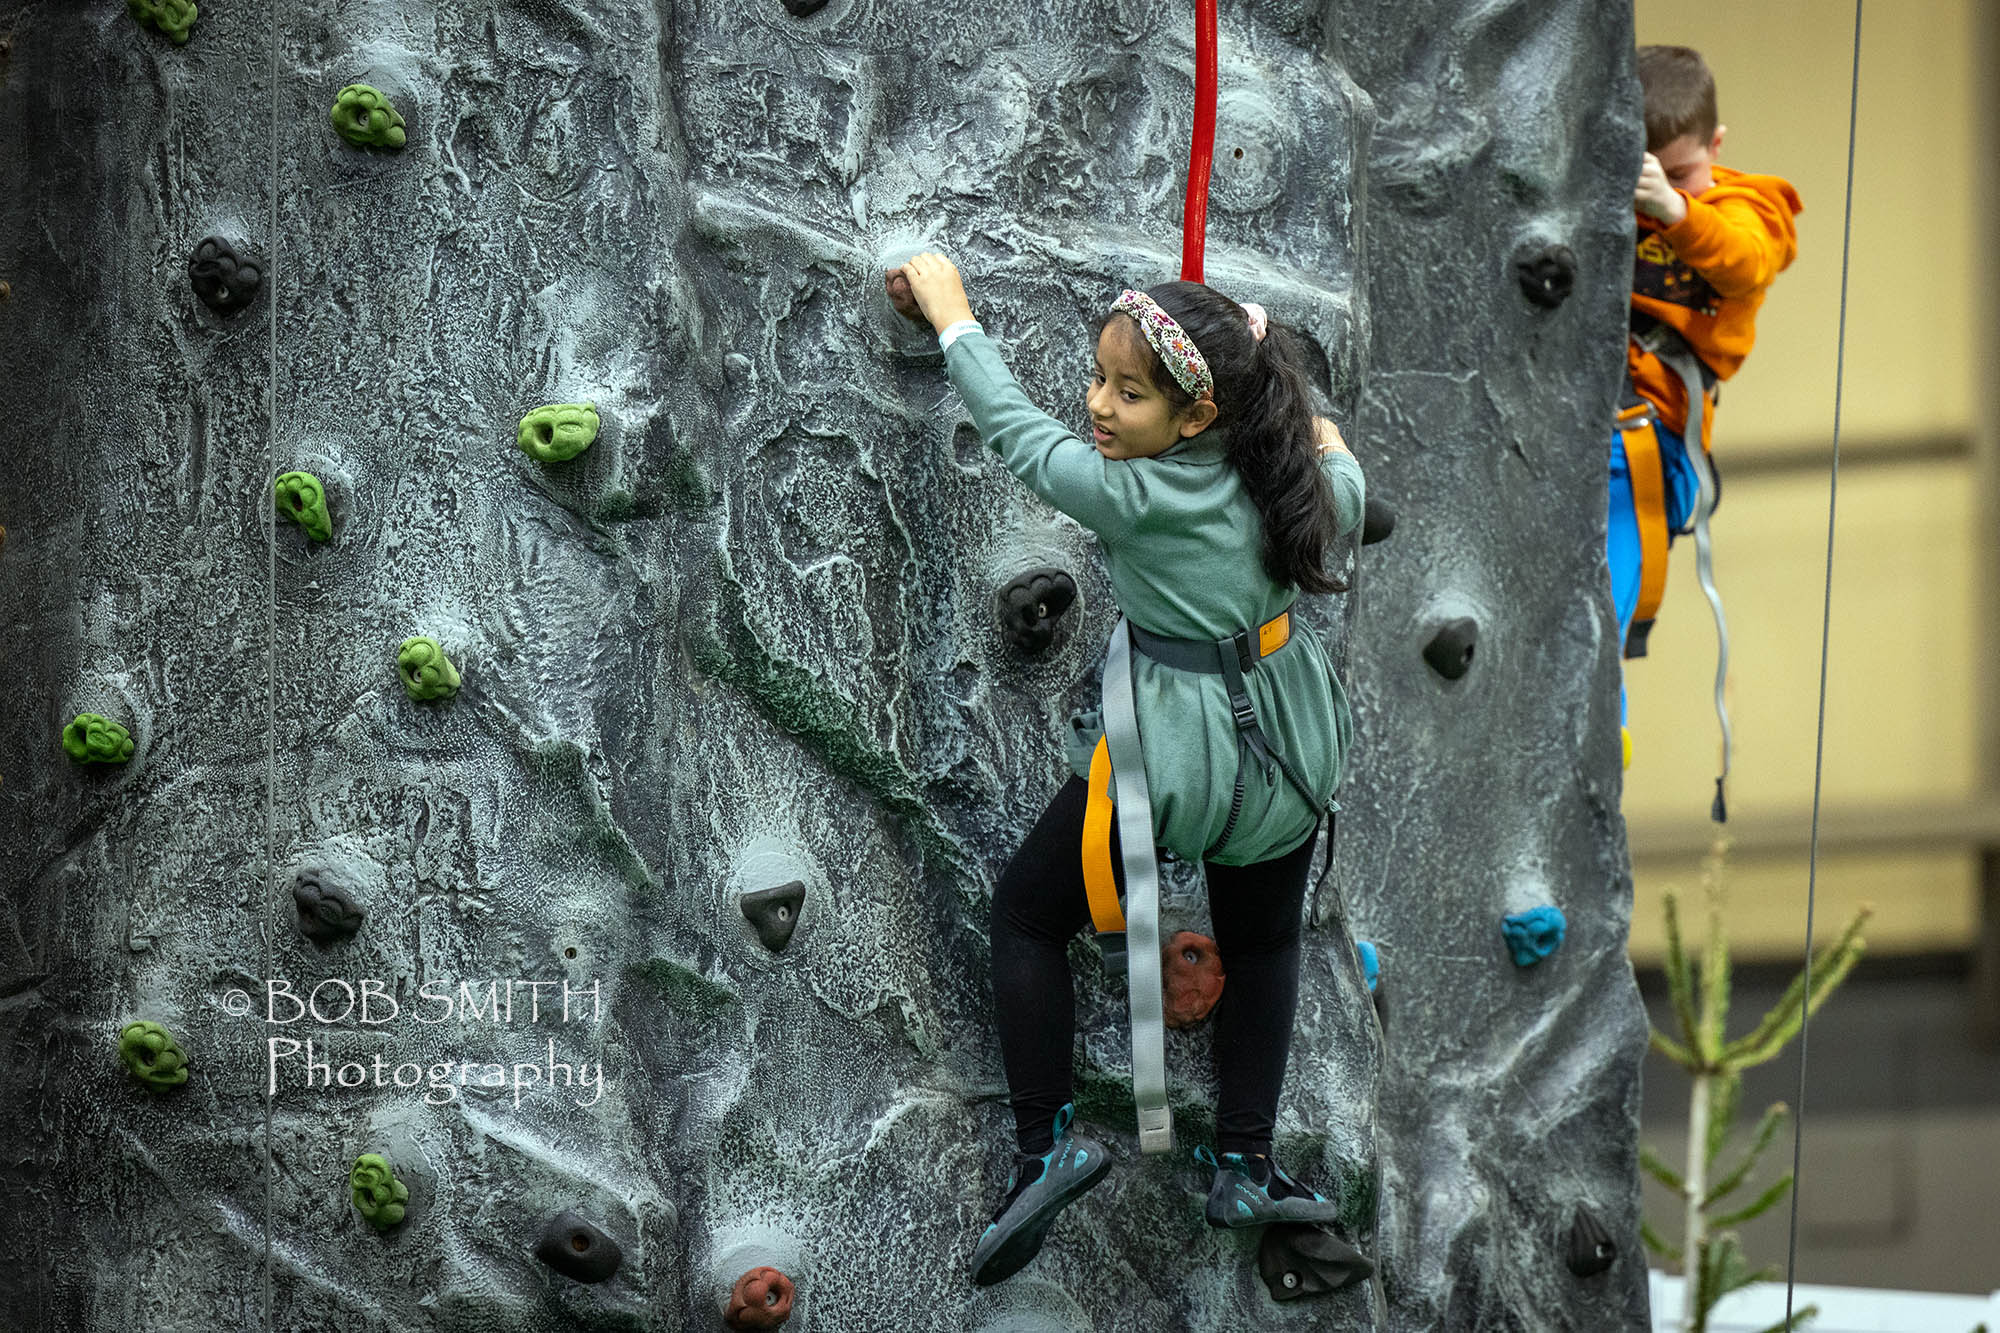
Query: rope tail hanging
1180 0 1219 283
1785 0 1864 1324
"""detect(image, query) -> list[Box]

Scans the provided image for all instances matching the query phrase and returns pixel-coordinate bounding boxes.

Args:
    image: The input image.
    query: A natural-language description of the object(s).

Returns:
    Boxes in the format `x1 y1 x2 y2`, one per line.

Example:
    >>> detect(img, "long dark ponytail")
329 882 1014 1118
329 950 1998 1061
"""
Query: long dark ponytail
1097 280 1345 595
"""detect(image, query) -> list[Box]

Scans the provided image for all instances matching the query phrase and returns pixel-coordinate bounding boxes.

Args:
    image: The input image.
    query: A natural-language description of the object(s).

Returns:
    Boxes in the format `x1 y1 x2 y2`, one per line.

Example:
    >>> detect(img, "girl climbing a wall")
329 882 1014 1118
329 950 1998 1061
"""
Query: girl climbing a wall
890 253 1367 1286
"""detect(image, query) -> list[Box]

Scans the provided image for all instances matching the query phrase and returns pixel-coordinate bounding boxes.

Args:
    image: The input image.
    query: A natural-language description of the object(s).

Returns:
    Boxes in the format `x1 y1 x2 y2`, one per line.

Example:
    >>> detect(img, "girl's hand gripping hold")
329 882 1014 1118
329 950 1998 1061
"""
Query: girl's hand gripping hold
888 252 976 333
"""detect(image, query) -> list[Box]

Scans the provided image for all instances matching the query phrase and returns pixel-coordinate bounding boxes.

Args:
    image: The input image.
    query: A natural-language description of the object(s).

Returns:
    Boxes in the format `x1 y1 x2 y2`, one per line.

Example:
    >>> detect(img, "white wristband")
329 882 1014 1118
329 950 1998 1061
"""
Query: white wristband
938 319 983 351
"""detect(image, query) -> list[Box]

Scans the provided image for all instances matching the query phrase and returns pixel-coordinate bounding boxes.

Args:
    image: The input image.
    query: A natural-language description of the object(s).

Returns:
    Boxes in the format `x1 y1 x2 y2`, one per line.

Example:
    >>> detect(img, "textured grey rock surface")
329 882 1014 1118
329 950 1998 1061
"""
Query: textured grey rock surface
0 0 1645 1330
1332 3 1652 1329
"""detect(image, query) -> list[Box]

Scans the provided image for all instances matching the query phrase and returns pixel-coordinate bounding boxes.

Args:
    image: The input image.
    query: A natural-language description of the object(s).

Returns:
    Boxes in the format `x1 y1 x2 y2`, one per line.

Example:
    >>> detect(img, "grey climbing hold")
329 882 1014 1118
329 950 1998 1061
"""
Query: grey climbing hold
1423 618 1478 680
292 867 366 943
780 0 830 14
534 1211 623 1283
741 880 806 952
1516 244 1577 309
997 568 1077 654
1565 1205 1615 1277
1257 1224 1374 1301
1361 496 1395 546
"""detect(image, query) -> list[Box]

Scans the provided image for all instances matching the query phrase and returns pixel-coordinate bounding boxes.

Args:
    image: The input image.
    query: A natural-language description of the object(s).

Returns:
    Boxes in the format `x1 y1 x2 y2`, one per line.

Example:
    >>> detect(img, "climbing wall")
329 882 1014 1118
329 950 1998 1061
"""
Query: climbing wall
0 0 1648 1329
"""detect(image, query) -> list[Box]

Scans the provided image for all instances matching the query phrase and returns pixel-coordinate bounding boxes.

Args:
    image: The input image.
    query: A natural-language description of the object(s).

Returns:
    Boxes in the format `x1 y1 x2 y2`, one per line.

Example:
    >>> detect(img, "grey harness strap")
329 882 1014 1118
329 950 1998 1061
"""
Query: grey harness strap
1637 325 1735 823
1100 618 1173 1153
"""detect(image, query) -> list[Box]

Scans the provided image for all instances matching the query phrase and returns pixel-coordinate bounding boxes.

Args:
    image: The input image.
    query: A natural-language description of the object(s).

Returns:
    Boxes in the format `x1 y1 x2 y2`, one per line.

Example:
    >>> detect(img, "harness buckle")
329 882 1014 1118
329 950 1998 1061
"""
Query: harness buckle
1230 695 1258 731
1231 629 1256 674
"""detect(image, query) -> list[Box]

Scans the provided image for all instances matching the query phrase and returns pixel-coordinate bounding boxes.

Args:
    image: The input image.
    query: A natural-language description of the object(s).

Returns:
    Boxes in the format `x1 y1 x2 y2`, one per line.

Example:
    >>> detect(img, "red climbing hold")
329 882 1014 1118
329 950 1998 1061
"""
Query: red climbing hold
726 1266 795 1329
884 269 923 324
1162 930 1225 1028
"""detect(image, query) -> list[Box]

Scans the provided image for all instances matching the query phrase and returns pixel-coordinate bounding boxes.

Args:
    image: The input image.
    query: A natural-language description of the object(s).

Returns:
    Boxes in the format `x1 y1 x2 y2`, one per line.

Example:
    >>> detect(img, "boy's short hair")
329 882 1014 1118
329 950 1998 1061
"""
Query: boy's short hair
1636 45 1718 150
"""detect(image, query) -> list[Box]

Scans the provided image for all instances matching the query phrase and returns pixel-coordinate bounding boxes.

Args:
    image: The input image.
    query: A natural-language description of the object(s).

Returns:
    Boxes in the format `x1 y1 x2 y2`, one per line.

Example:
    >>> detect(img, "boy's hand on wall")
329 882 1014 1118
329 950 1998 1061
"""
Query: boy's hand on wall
1634 152 1688 224
891 253 976 332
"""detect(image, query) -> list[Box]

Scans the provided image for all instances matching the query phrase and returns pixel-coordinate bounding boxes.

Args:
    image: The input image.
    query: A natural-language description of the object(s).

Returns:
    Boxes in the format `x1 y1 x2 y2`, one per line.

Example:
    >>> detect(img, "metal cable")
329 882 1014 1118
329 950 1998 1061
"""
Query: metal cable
1783 0 1864 1321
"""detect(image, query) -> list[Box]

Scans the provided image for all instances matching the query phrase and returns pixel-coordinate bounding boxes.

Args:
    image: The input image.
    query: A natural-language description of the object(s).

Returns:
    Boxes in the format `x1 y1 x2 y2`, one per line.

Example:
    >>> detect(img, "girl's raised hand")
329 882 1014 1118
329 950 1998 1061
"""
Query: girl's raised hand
1313 416 1352 456
890 252 976 333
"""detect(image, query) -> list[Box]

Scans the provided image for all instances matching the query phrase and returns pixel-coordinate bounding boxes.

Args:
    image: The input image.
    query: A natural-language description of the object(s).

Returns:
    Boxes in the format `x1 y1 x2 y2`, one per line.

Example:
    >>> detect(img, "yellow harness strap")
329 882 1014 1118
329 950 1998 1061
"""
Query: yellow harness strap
1622 410 1671 629
1081 735 1125 935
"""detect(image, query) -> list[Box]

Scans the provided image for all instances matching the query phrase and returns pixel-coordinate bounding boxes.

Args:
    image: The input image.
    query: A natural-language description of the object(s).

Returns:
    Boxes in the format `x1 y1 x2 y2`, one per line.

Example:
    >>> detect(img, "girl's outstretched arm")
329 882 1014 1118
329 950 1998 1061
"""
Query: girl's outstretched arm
895 253 1144 543
1313 416 1365 540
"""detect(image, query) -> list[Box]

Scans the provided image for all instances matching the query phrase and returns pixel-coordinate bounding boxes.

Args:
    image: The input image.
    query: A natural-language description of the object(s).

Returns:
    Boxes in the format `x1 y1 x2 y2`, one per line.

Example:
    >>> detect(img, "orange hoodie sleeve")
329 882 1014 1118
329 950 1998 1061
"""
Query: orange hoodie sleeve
1658 177 1801 300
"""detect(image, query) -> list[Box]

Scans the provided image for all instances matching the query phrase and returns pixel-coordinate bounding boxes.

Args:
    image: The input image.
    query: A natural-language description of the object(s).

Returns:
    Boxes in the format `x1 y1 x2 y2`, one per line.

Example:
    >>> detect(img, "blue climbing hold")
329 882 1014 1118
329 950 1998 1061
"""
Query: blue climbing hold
1356 941 1380 993
1501 906 1567 967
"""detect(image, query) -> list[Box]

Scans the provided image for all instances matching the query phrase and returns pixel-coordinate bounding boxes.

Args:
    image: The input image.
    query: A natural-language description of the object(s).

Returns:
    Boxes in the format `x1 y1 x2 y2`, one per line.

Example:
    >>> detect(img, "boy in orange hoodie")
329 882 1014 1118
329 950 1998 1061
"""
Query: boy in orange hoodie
1610 44 1802 764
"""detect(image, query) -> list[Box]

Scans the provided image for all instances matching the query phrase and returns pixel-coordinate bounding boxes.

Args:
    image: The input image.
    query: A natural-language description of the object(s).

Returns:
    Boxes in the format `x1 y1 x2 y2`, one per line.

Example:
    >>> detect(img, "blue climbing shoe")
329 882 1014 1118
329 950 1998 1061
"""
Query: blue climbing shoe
1197 1145 1344 1229
969 1103 1112 1286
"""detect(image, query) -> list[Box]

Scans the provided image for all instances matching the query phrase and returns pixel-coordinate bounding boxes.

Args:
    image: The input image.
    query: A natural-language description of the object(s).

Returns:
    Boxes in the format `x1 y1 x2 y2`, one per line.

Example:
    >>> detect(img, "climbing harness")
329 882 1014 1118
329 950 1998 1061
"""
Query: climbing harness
1079 611 1337 1155
1621 316 1733 823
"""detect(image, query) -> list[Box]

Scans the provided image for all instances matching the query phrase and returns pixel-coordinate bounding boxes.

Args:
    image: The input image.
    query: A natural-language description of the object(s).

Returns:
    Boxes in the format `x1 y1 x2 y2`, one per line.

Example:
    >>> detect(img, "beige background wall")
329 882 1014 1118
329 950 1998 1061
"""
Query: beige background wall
1625 0 1987 963
1620 8 2000 1297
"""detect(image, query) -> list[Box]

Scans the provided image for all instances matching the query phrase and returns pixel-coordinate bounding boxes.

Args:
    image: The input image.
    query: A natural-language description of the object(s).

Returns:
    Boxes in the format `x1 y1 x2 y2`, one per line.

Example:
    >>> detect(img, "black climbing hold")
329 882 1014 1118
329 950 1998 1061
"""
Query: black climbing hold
1422 618 1478 681
188 236 262 315
741 880 806 952
1257 1224 1375 1301
997 569 1078 654
292 868 366 943
534 1210 623 1284
1565 1205 1616 1277
1360 496 1395 546
780 0 830 15
1516 245 1576 309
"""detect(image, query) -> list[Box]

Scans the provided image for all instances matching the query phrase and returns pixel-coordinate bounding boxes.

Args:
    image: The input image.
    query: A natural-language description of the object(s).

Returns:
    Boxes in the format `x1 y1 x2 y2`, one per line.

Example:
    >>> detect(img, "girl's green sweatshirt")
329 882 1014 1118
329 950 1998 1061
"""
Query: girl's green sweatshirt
945 327 1365 865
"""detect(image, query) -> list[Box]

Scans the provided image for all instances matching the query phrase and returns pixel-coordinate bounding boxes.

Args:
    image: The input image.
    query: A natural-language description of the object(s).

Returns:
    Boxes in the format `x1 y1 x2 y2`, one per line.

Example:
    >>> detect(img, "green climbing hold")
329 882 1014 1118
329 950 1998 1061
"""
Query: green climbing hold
517 403 601 463
397 636 460 702
350 1154 409 1229
331 85 407 150
63 714 134 764
274 472 333 541
119 1020 190 1088
129 0 197 44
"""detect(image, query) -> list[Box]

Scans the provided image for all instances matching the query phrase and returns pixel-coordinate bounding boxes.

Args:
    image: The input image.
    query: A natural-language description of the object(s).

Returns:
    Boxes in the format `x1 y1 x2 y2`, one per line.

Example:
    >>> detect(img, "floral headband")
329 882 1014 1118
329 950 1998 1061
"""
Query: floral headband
1111 289 1214 400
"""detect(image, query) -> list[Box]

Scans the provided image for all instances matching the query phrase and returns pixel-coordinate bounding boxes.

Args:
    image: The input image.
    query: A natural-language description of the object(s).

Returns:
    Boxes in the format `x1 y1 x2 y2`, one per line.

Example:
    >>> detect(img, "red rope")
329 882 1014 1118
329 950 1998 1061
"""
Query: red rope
1180 0 1219 283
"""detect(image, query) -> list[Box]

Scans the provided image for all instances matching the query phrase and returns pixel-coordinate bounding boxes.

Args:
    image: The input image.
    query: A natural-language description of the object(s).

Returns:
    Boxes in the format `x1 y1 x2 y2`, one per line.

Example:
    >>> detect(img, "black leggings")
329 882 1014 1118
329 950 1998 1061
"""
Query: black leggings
991 775 1316 1157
